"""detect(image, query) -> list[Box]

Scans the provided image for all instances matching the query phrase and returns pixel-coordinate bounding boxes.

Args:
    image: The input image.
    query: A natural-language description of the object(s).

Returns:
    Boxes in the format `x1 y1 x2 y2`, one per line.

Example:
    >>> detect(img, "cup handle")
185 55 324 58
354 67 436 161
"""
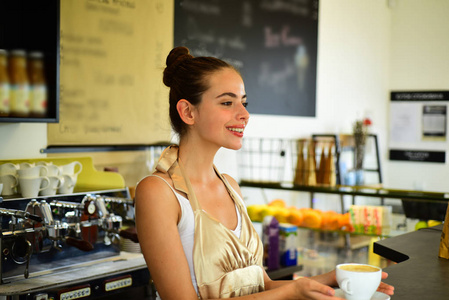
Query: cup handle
56 177 64 189
11 175 19 188
340 278 352 295
74 162 83 176
39 166 48 177
63 175 75 188
39 177 51 191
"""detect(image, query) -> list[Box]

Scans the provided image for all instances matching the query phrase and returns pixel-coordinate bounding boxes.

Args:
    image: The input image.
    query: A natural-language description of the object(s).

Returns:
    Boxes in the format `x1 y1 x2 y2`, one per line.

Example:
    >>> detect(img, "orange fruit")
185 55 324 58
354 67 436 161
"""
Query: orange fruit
321 211 339 231
338 213 351 231
287 208 303 226
302 209 322 229
268 199 286 207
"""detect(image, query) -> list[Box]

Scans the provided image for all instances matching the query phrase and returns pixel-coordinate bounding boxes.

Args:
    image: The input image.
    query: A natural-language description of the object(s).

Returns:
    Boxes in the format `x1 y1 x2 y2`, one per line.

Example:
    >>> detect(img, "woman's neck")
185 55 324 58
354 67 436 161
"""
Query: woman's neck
178 137 220 184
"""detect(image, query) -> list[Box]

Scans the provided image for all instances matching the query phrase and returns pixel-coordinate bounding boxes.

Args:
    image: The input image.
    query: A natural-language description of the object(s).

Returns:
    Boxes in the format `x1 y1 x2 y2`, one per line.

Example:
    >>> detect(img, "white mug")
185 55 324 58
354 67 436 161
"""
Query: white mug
0 163 19 176
336 263 381 300
58 174 78 194
0 183 3 195
18 165 48 178
46 164 61 177
60 161 82 176
0 174 19 196
19 162 35 169
19 176 50 198
40 176 64 196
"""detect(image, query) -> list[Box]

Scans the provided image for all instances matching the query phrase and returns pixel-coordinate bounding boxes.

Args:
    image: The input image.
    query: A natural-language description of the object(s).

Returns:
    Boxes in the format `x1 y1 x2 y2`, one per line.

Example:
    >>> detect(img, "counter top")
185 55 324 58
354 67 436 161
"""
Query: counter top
374 224 449 300
0 251 148 296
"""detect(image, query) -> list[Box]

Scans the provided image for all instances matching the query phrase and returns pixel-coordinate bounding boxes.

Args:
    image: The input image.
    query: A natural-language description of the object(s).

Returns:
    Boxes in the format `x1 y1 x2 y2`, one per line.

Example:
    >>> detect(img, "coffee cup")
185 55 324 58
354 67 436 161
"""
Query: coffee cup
60 161 82 176
18 165 48 178
0 174 19 196
0 163 19 176
58 174 77 194
19 162 35 169
46 164 61 177
19 176 50 198
336 263 381 300
40 176 64 196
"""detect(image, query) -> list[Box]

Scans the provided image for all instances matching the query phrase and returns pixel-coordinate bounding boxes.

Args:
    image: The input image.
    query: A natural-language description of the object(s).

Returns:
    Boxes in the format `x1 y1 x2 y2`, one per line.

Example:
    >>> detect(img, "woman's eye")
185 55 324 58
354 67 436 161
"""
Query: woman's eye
222 101 232 106
242 102 248 108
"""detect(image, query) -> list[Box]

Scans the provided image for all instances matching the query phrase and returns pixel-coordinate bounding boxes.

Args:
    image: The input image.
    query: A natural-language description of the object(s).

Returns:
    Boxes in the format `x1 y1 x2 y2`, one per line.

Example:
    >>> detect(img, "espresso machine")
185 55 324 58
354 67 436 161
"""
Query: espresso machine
0 189 151 300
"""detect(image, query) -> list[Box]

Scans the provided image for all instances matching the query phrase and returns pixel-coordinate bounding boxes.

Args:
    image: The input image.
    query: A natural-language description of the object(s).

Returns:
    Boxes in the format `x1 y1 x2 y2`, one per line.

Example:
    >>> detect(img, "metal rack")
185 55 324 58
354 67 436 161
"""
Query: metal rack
237 138 289 183
237 135 382 187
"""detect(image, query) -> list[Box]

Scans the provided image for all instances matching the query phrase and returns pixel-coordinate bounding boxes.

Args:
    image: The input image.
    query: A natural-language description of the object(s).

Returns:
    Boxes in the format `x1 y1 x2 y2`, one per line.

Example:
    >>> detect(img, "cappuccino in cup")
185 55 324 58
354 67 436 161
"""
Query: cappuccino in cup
336 263 382 300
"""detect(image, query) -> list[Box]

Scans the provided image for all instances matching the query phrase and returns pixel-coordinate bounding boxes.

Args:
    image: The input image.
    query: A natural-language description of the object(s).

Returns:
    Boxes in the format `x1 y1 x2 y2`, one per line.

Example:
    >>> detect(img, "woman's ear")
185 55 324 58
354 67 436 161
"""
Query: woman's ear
176 99 195 125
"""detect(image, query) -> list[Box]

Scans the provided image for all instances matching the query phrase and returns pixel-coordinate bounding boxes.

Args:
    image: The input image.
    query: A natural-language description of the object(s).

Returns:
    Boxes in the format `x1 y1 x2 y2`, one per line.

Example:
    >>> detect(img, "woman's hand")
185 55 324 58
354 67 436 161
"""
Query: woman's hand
289 277 345 300
310 269 394 297
378 272 395 296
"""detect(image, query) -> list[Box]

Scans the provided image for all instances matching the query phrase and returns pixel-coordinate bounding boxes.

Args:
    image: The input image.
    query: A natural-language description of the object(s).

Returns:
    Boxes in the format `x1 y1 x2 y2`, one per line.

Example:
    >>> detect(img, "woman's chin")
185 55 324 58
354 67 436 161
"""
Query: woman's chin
224 142 243 151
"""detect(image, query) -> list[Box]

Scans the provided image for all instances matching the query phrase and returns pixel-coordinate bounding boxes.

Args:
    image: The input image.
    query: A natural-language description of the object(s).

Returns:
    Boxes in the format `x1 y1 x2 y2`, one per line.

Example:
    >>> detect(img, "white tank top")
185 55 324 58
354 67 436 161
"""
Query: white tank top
150 175 242 298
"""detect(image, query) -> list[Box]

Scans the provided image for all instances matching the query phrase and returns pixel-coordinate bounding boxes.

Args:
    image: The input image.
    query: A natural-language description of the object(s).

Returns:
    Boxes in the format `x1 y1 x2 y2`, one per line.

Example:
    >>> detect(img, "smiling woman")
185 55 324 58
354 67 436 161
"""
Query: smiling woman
134 47 394 300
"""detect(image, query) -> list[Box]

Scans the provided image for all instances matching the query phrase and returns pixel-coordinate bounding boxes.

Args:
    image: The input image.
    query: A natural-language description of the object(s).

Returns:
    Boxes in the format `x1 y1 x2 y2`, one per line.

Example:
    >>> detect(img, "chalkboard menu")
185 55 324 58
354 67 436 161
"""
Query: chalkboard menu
174 0 319 117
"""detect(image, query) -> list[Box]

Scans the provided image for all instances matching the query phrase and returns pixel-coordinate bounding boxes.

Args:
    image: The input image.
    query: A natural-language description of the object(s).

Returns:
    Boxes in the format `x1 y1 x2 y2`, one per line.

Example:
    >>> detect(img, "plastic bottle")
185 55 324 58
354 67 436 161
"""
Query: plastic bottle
8 49 30 117
28 51 47 117
263 216 280 270
0 49 10 117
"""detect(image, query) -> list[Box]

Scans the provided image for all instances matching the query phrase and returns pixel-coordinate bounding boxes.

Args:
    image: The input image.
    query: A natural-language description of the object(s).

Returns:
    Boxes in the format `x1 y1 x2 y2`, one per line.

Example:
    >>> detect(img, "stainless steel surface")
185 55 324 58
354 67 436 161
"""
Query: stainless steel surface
0 252 146 295
0 189 145 299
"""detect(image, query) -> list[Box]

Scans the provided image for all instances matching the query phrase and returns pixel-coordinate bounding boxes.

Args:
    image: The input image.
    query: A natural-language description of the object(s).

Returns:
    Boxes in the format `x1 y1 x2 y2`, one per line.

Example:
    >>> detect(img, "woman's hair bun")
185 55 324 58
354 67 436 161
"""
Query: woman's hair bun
163 47 194 87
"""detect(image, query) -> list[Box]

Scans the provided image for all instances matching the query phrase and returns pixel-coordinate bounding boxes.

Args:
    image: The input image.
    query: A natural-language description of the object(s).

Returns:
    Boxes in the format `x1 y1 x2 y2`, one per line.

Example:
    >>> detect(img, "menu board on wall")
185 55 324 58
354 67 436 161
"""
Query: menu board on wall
389 91 449 163
48 0 173 145
174 0 319 117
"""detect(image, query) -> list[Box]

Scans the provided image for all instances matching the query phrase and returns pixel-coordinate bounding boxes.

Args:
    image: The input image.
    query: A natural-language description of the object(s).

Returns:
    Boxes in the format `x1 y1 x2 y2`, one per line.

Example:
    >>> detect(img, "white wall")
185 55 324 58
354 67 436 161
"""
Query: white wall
386 0 449 192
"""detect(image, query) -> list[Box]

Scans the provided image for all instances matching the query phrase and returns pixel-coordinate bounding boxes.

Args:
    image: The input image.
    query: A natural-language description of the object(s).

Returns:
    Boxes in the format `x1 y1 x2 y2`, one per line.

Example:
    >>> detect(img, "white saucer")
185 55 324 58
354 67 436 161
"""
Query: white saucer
334 289 391 300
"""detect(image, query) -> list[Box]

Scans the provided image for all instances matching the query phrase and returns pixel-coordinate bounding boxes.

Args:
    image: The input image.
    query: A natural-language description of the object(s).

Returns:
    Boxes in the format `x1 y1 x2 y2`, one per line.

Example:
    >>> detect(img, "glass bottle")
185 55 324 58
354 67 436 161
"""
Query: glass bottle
8 49 30 117
28 51 48 117
0 49 10 117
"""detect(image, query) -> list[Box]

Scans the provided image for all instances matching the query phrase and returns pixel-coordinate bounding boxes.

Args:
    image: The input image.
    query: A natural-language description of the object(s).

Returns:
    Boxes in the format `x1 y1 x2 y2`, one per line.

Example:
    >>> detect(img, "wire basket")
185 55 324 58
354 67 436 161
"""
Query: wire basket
237 138 289 183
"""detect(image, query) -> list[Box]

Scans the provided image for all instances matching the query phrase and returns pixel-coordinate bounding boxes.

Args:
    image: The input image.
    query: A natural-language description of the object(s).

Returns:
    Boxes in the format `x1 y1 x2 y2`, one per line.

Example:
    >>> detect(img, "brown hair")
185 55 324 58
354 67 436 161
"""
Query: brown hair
163 47 237 136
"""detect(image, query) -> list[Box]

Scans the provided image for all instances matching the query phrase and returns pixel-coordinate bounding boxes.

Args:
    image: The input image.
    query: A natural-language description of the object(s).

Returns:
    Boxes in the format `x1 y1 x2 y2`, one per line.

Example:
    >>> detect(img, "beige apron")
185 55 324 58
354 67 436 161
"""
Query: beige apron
156 145 265 299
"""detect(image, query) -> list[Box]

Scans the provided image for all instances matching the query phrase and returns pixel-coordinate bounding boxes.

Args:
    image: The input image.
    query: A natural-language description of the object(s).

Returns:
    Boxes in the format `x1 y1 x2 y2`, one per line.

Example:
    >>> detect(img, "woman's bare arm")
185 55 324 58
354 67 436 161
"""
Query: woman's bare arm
135 176 199 299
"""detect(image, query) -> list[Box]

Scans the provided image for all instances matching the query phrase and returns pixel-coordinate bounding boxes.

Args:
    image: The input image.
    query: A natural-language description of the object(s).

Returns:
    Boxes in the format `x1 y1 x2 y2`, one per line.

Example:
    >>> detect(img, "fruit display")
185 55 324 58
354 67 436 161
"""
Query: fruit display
247 199 352 232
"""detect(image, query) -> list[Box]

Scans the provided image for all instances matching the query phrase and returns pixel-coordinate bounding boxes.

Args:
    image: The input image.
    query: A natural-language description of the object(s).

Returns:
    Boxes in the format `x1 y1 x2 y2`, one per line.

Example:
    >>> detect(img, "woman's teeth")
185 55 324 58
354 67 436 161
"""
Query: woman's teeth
228 127 244 133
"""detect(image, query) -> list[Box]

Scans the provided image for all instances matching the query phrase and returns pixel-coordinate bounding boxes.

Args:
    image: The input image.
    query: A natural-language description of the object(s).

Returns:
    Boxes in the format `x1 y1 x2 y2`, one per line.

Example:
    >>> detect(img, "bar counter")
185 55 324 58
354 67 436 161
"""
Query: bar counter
374 224 449 299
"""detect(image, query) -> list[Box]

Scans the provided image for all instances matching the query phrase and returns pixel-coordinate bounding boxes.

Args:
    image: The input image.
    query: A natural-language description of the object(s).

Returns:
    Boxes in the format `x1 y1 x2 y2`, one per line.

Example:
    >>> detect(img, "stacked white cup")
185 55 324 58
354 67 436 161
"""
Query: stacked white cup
0 163 20 196
58 161 82 194
17 163 50 198
36 162 64 196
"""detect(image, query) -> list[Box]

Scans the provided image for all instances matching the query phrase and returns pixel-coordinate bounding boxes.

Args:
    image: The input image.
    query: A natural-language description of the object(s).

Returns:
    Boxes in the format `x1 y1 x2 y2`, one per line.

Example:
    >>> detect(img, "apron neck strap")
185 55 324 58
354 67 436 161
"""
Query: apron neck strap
155 145 200 210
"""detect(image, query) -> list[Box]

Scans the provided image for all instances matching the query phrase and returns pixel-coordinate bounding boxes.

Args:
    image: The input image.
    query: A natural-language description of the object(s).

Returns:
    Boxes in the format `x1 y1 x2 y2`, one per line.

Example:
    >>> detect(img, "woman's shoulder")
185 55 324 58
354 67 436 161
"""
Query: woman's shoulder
137 171 172 186
135 172 176 203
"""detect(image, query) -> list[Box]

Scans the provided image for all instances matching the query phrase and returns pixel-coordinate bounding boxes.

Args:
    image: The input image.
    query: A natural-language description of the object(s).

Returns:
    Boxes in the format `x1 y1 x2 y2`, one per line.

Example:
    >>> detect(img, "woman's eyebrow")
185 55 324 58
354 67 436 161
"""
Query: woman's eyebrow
216 92 247 99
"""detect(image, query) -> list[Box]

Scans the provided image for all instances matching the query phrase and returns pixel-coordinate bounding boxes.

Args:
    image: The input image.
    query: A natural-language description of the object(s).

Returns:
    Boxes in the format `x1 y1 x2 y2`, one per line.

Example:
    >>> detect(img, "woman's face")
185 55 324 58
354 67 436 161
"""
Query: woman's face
193 68 249 150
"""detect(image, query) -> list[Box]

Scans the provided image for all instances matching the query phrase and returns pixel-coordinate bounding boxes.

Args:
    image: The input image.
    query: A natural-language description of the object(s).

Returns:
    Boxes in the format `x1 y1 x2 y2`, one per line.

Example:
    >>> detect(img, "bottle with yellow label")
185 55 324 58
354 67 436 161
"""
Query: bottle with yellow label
28 51 47 117
0 49 10 117
8 49 30 117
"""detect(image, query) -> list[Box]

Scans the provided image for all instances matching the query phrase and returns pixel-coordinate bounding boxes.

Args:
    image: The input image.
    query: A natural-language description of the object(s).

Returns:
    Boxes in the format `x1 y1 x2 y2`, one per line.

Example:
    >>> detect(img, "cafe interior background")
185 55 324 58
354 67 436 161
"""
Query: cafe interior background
1 0 448 278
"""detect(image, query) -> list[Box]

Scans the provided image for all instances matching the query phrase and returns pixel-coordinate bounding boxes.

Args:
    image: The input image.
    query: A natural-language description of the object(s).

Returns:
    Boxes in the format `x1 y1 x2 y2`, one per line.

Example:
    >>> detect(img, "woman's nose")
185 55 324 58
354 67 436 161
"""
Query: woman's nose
238 102 250 121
